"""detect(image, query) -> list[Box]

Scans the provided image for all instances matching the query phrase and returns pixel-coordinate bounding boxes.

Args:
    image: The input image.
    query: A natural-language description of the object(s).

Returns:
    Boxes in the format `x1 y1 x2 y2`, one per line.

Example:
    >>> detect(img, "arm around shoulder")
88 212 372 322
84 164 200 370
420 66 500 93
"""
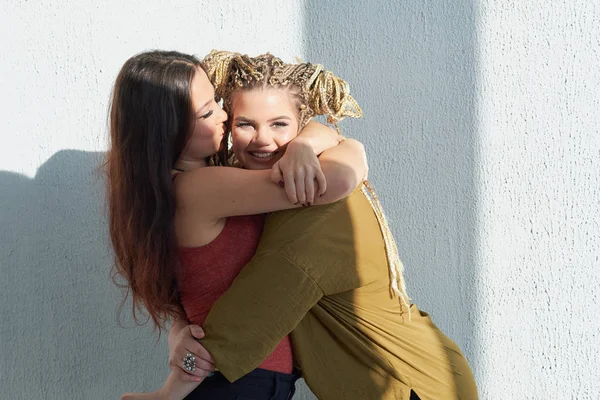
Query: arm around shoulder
175 144 364 220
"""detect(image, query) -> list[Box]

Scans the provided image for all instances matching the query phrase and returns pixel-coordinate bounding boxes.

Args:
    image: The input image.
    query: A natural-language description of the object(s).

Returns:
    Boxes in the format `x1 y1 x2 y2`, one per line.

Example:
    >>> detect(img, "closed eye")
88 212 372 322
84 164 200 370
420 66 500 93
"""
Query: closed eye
199 110 214 119
235 122 254 128
272 121 289 127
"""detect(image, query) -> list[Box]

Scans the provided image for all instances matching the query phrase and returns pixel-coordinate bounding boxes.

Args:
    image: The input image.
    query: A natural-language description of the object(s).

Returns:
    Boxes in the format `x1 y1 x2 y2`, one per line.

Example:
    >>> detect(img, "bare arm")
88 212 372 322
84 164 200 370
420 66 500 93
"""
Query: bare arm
310 138 366 200
293 120 341 155
176 138 366 219
167 318 189 352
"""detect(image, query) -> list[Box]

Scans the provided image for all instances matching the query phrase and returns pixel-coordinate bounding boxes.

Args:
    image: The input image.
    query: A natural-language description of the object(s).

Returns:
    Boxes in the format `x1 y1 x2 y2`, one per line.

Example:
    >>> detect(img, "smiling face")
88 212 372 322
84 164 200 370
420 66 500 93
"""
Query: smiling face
178 67 228 164
230 88 300 170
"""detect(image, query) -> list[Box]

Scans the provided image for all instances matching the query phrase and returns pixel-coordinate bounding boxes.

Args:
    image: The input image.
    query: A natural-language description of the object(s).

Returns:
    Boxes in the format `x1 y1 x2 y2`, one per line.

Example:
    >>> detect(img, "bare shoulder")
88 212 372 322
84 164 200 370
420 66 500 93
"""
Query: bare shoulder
172 169 227 247
172 166 227 201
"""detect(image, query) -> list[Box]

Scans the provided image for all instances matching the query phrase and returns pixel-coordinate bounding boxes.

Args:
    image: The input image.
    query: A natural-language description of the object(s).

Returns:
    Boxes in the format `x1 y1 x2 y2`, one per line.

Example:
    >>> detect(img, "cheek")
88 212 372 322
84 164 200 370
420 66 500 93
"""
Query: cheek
191 122 207 139
194 120 221 139
231 129 252 152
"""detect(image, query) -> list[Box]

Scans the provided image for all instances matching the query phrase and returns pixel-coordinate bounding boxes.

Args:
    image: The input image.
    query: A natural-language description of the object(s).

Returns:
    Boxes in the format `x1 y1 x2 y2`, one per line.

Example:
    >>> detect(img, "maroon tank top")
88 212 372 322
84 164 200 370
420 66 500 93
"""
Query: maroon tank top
177 214 293 374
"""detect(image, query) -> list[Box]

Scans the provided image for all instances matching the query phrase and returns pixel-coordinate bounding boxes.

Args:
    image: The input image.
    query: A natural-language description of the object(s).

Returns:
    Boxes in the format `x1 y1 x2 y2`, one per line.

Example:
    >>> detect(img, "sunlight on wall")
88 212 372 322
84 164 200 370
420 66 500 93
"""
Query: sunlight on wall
475 1 600 398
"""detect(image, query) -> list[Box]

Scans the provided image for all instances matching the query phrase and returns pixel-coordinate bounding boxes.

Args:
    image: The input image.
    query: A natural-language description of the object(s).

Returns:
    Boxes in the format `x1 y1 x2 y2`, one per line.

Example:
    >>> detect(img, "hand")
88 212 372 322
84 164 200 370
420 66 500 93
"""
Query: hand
270 140 327 205
168 324 215 382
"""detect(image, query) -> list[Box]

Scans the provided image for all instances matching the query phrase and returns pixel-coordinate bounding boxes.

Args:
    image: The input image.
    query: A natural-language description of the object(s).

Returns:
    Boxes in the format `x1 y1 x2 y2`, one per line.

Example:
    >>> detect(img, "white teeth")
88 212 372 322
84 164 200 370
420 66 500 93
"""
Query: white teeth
251 152 275 158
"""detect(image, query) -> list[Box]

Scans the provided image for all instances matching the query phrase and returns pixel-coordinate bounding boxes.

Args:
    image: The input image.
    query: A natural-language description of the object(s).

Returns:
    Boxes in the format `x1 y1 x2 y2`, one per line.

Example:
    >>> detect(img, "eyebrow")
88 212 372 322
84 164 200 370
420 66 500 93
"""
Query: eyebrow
234 116 292 123
195 99 212 115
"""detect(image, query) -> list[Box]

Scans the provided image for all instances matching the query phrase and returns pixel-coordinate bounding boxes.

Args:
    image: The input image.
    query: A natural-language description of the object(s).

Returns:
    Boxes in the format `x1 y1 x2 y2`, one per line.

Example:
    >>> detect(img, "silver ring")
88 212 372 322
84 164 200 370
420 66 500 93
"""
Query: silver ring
183 352 196 372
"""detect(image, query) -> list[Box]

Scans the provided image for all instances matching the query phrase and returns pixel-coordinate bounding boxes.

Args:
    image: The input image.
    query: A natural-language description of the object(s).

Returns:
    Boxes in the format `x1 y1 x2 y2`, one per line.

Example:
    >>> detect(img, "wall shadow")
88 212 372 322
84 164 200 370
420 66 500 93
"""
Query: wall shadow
0 150 168 399
302 0 479 396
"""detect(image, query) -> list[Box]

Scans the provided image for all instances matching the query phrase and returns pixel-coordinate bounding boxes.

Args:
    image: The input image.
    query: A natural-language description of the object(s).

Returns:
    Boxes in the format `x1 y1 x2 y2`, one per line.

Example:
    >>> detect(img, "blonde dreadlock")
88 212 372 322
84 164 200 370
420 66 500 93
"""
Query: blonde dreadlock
201 50 411 314
201 50 362 128
361 181 411 315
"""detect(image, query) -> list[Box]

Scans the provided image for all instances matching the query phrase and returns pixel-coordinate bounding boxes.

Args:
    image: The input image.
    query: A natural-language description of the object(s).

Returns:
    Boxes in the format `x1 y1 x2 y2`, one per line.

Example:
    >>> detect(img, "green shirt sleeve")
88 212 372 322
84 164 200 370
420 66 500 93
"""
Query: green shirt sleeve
199 250 323 382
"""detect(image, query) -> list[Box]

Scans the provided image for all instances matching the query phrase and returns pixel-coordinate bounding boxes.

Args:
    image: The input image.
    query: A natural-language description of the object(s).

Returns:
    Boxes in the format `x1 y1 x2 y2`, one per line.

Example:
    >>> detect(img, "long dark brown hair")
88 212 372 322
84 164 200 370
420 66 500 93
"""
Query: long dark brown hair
106 50 201 330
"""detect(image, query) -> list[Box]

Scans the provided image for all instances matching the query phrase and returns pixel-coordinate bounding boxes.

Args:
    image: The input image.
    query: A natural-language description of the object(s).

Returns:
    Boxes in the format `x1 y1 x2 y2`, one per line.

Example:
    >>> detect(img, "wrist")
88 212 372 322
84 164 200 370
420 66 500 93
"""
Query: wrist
168 318 189 350
287 138 315 154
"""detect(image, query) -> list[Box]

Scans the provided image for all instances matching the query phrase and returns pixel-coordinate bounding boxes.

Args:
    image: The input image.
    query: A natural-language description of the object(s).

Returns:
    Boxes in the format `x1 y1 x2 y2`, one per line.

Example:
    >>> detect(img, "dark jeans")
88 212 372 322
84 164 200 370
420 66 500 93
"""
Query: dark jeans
184 368 301 400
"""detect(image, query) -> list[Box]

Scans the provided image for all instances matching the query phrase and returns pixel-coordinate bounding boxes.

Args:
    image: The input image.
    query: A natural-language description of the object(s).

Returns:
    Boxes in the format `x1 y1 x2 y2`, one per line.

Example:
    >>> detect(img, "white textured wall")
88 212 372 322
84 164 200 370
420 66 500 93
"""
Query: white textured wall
475 1 600 398
1 0 598 399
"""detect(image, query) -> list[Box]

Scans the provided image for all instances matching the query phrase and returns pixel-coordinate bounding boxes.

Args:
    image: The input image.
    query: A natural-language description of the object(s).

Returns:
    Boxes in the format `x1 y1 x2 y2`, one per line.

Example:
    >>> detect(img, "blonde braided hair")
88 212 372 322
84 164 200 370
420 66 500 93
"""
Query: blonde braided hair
201 50 410 315
361 181 411 315
201 50 362 128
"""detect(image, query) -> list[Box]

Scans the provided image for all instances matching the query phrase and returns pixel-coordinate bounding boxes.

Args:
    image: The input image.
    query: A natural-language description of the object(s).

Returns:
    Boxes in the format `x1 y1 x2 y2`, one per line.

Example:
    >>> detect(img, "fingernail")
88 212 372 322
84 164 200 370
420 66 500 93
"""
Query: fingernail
278 181 284 187
208 372 215 377
194 377 202 382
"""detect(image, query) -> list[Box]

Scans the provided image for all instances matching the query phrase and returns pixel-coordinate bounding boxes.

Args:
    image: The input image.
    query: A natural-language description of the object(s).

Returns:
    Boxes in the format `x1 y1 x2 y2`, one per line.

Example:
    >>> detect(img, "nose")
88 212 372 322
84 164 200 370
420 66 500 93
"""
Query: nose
218 107 228 123
253 126 272 147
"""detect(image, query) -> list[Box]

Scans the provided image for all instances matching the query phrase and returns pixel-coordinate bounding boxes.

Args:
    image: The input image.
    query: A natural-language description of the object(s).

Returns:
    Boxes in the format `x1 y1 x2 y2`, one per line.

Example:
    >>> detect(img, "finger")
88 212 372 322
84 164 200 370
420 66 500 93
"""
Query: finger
171 350 215 378
178 365 213 379
169 344 215 370
189 354 215 373
283 170 298 204
189 341 216 365
189 325 205 339
174 352 214 374
305 174 315 205
271 162 284 185
295 170 306 205
315 169 327 197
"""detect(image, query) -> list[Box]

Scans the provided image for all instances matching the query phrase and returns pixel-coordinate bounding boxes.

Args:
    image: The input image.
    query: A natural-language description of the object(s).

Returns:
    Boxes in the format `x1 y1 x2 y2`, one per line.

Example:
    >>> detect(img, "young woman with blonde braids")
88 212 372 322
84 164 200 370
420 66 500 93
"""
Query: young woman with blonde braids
119 51 478 399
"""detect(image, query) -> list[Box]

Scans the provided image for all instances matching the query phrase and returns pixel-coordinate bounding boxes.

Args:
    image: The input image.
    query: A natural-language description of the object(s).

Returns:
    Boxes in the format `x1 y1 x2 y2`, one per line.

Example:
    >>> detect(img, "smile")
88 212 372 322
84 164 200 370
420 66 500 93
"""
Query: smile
249 151 278 159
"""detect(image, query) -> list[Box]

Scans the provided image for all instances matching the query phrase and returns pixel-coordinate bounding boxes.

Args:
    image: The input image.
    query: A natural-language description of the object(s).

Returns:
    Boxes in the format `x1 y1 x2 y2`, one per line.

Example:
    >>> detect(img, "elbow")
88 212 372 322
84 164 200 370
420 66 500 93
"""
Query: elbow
340 171 363 198
324 165 363 202
320 139 367 202
339 140 366 197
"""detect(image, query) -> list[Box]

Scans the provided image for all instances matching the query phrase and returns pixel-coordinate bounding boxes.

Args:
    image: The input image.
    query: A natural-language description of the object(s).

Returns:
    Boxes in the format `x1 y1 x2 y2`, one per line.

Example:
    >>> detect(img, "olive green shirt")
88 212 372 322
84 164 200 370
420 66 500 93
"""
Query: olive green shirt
200 188 478 399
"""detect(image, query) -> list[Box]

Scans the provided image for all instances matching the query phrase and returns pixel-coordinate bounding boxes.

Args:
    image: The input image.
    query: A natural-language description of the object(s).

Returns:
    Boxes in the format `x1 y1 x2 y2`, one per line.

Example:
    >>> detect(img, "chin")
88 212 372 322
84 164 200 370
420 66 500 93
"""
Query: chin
247 161 272 171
